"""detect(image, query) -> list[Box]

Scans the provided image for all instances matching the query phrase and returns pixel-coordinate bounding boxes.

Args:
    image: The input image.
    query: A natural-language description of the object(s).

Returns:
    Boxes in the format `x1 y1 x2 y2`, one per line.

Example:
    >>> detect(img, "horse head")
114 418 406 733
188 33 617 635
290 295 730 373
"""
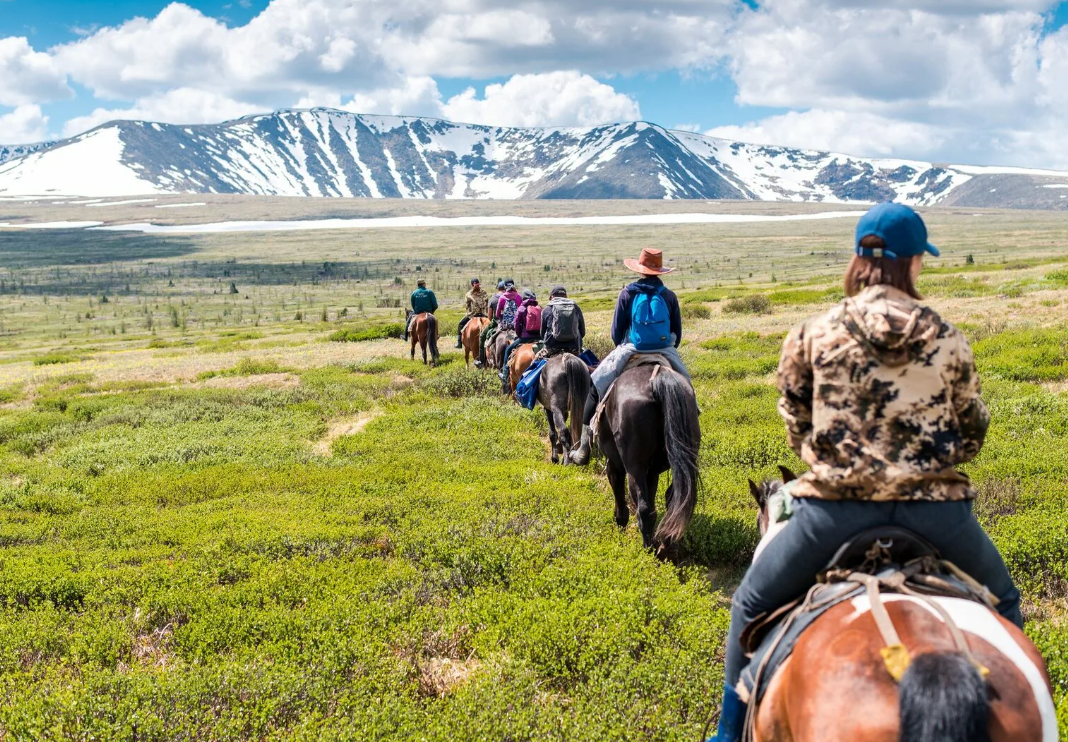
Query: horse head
748 465 797 537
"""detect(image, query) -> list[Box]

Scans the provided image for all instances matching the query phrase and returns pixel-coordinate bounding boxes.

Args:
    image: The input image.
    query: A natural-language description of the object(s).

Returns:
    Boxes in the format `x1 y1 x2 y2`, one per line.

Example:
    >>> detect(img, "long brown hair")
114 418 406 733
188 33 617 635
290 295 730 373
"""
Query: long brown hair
844 236 921 299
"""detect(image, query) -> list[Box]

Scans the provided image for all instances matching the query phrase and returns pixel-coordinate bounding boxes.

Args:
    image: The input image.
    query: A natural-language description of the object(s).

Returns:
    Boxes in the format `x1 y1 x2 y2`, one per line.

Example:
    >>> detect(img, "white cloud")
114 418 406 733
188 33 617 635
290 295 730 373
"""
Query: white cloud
441 71 641 127
716 0 1068 167
62 88 263 137
672 123 701 133
0 104 50 143
341 76 446 118
707 109 947 159
0 37 71 107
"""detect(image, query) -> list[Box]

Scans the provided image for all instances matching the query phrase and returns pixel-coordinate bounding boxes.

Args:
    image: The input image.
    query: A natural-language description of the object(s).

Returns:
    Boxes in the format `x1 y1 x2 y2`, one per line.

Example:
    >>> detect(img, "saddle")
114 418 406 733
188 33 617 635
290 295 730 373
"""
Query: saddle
738 527 999 710
591 354 673 434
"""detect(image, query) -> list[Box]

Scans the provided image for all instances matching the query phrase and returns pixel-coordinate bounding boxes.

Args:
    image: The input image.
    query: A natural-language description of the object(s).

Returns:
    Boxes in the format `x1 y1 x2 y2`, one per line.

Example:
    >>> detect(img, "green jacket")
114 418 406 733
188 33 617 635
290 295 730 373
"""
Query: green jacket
410 287 439 314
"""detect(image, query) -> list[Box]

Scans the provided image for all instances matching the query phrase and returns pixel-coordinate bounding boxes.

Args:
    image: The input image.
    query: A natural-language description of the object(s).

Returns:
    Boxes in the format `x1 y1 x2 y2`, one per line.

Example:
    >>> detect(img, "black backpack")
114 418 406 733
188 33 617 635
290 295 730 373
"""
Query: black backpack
548 299 579 343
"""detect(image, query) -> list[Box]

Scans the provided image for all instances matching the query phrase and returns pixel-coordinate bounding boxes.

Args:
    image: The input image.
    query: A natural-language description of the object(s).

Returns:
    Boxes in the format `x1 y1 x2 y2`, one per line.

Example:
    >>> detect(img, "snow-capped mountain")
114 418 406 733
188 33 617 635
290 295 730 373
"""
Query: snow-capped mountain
0 142 53 166
2 109 1066 207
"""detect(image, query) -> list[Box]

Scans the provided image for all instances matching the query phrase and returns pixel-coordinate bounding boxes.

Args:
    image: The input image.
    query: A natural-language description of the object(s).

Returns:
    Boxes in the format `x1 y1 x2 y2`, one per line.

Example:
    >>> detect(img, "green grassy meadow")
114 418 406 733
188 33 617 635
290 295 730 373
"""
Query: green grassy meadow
0 201 1066 740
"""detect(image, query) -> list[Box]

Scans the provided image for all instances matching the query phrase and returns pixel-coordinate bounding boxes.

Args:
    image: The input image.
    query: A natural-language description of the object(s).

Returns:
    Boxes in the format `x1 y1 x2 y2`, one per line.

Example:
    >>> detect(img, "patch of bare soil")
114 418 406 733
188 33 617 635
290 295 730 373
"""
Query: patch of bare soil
313 410 383 455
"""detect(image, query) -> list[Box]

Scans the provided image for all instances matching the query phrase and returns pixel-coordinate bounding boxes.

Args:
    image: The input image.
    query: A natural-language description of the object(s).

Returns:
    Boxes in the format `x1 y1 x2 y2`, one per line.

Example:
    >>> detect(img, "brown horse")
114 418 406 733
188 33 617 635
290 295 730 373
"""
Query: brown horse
409 312 439 366
596 365 700 550
462 316 489 368
506 343 536 395
536 353 590 464
747 477 1057 742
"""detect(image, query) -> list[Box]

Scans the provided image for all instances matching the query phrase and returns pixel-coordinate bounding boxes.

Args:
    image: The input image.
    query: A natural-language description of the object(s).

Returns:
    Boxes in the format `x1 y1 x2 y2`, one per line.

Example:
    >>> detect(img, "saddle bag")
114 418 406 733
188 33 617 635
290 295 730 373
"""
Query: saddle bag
515 359 546 410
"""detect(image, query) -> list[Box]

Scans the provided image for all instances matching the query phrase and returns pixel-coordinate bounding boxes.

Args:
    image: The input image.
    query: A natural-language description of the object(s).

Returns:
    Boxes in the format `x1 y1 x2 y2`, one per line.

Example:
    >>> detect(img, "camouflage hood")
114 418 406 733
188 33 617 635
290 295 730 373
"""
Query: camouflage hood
840 285 941 368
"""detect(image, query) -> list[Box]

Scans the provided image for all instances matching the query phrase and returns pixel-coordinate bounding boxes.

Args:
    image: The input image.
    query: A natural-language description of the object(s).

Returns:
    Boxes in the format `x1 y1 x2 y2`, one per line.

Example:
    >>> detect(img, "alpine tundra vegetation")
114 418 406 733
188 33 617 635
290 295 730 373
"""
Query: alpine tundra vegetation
0 202 1065 740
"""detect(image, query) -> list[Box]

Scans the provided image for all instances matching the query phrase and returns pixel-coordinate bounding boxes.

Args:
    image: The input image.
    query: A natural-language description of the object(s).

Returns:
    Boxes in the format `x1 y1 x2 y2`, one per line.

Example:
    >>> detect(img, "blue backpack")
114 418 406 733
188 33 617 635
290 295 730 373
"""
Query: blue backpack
515 359 546 410
629 286 671 351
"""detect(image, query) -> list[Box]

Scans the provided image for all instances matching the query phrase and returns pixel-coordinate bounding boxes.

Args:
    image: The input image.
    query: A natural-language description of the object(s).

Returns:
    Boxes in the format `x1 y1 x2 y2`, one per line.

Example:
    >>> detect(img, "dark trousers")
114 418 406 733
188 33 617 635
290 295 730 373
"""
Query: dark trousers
724 497 1023 688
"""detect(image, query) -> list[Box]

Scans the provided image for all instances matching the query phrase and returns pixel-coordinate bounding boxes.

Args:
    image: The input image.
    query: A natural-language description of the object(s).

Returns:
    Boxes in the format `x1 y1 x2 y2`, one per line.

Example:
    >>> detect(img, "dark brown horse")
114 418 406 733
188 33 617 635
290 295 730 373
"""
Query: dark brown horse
409 312 439 366
462 316 489 368
597 365 700 550
747 477 1057 742
536 353 590 464
488 329 516 370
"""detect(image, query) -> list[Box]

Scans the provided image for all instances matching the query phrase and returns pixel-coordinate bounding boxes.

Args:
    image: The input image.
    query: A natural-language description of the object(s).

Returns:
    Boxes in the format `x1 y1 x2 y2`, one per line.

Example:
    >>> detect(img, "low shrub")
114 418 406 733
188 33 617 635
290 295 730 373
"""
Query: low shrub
32 352 85 366
723 295 771 315
329 323 405 342
681 304 712 320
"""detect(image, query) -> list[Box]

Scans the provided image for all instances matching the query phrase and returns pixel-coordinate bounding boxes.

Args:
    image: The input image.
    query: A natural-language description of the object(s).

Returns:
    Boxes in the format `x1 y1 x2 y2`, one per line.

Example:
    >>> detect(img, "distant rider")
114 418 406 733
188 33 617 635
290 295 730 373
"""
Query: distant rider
477 280 507 368
500 289 542 390
536 285 585 359
456 277 489 348
488 280 523 367
570 248 688 464
404 278 438 342
709 203 1023 742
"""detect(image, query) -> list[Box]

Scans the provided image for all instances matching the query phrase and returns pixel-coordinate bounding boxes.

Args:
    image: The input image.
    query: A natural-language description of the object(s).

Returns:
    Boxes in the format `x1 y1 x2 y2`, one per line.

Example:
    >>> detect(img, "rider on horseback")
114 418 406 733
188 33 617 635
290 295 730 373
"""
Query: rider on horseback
500 290 542 391
403 278 438 342
456 277 489 349
570 248 689 465
535 285 586 359
477 280 507 368
709 203 1023 742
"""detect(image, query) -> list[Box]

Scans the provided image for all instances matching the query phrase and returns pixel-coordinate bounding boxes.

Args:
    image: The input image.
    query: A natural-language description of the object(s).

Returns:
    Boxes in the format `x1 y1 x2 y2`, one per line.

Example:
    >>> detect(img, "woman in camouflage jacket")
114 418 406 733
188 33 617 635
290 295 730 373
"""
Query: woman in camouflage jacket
710 203 1023 742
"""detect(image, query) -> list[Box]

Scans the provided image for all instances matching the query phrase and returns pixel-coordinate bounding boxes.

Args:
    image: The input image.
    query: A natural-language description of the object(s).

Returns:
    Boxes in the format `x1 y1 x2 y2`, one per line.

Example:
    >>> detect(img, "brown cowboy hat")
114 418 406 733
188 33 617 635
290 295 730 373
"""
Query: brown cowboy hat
624 247 676 276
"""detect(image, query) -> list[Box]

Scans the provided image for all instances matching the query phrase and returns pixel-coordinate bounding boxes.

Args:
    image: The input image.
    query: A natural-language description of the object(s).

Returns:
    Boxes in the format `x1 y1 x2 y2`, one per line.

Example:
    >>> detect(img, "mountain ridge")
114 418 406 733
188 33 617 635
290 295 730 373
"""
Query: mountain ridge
2 109 1067 208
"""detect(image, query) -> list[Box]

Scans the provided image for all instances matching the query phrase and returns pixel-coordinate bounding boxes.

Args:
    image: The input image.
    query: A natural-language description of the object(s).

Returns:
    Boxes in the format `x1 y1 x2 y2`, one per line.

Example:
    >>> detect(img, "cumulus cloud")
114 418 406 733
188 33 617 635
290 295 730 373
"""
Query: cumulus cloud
0 37 71 107
62 88 263 137
718 0 1068 167
707 109 948 159
0 105 50 143
441 72 641 127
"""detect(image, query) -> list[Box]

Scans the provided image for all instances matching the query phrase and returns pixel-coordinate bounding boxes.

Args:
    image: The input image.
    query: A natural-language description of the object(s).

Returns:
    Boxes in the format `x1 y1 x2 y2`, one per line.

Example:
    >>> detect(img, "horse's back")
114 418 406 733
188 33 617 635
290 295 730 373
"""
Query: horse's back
757 597 1051 742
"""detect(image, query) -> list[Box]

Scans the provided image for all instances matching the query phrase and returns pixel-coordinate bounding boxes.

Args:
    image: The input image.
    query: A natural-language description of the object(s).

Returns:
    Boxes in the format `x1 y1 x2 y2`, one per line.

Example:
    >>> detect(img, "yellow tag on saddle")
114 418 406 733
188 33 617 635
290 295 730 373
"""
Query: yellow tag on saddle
880 643 911 682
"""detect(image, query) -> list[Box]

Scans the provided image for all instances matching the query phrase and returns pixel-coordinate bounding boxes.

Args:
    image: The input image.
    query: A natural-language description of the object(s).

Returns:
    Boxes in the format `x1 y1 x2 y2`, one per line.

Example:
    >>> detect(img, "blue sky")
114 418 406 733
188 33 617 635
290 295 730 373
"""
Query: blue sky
2 1 1067 168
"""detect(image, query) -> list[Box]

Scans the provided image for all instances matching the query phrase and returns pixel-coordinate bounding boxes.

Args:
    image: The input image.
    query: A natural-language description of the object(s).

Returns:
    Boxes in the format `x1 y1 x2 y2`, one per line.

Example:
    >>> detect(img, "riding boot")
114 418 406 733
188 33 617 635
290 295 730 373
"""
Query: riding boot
456 332 463 349
568 386 600 465
708 685 747 742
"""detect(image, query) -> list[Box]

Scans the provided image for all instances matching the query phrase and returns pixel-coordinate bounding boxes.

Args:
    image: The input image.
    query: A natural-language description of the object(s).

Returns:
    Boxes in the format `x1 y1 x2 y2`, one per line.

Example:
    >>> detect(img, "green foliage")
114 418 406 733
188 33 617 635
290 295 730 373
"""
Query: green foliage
329 323 405 343
722 295 771 315
32 352 86 366
681 304 711 320
974 327 1068 382
196 358 288 380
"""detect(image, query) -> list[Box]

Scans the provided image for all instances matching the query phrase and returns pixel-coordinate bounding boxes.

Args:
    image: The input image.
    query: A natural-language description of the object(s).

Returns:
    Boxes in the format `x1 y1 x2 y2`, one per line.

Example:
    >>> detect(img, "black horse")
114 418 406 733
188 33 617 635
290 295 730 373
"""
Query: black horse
537 353 591 464
597 365 700 550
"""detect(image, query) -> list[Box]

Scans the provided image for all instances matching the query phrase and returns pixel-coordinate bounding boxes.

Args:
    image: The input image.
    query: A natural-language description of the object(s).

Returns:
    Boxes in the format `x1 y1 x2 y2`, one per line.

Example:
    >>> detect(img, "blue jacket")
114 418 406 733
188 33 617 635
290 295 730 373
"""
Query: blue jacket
410 287 438 314
610 276 682 348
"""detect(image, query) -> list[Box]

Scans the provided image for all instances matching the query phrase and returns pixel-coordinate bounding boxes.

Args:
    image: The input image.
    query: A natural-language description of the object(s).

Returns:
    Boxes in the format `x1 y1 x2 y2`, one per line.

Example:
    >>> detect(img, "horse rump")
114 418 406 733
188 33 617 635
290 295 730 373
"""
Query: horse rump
899 651 990 742
650 369 700 543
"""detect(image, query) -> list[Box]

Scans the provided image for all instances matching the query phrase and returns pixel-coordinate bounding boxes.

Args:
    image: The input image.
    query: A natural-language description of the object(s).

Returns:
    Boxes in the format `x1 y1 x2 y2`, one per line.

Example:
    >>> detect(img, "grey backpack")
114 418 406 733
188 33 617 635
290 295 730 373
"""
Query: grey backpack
548 299 579 342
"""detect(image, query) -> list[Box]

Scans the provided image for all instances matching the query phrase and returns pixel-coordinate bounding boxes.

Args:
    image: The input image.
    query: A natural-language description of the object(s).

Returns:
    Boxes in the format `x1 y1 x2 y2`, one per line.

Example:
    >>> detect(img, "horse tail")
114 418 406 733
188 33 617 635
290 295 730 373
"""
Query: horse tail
562 353 590 445
426 314 439 358
651 370 700 543
899 652 991 742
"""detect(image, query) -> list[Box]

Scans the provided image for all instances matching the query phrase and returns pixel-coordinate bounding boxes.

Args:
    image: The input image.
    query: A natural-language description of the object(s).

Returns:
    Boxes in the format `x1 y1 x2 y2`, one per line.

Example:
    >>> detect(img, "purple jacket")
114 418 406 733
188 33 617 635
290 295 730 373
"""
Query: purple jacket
514 299 542 340
496 289 523 326
610 276 682 348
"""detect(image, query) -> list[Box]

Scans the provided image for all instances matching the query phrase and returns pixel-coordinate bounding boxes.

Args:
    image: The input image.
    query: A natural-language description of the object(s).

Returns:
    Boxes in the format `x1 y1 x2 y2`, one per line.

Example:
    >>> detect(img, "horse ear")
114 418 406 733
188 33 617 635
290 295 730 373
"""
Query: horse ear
778 465 798 483
748 479 763 506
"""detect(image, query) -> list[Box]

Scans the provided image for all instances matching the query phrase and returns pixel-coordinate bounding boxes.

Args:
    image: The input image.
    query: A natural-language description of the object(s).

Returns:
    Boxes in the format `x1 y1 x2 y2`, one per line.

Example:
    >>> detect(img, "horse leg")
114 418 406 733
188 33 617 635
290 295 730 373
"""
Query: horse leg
544 407 560 463
606 461 628 529
410 336 416 361
629 469 659 549
551 407 569 464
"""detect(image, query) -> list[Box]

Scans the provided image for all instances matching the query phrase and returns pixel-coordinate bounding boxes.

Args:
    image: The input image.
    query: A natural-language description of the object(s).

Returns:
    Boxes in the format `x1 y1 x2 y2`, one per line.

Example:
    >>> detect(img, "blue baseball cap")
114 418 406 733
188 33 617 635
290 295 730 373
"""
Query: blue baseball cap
855 202 939 260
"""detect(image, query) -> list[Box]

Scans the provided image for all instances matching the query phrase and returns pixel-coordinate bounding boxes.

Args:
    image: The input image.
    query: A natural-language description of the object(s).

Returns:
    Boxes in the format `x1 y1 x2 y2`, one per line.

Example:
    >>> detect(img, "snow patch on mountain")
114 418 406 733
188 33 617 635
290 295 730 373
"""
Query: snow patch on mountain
2 109 1068 207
